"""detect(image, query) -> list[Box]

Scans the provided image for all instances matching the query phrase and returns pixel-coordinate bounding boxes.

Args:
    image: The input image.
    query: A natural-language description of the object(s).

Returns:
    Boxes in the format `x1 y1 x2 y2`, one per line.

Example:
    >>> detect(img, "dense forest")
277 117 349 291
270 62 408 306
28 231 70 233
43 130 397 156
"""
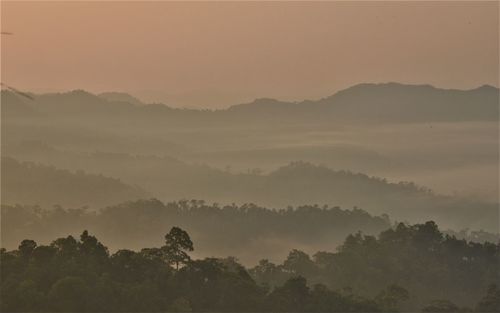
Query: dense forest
2 84 499 312
3 199 497 265
1 199 390 264
1 222 499 312
249 221 499 309
3 2 499 311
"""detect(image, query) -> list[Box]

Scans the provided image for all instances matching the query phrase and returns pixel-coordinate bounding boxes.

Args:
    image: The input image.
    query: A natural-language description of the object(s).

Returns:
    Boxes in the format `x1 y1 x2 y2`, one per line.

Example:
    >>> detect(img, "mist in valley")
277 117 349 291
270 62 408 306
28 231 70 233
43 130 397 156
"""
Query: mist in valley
2 83 499 252
1 1 499 312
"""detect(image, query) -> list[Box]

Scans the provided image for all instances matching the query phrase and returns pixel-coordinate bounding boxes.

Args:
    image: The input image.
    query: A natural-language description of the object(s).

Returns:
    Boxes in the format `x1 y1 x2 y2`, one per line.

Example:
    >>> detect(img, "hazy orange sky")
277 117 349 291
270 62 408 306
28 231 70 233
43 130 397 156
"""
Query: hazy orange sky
1 1 498 108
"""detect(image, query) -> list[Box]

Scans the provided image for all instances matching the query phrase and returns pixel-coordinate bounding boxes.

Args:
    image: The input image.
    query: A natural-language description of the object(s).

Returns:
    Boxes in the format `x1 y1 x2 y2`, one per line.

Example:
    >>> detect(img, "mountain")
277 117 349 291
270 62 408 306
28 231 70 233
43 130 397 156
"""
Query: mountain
259 162 498 231
227 83 499 123
316 83 499 123
3 141 497 232
98 92 145 106
0 89 39 117
2 83 497 232
0 157 150 208
3 83 498 124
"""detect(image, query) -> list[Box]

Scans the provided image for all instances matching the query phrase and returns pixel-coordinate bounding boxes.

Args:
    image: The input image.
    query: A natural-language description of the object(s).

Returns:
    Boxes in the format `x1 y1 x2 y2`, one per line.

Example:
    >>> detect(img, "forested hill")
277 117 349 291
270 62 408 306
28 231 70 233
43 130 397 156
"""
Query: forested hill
0 157 149 208
1 222 498 312
2 144 498 232
1 199 391 264
249 220 500 310
3 83 498 124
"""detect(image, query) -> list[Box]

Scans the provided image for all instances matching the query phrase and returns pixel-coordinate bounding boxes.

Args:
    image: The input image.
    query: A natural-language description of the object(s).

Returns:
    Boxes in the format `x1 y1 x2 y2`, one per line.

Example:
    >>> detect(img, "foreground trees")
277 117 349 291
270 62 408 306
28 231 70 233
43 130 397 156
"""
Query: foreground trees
1 223 498 312
251 221 499 310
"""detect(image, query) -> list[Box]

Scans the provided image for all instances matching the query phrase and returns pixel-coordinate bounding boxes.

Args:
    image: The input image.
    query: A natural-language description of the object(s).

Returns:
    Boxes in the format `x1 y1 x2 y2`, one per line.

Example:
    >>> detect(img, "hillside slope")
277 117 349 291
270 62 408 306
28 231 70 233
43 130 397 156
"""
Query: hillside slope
3 143 497 232
1 157 149 208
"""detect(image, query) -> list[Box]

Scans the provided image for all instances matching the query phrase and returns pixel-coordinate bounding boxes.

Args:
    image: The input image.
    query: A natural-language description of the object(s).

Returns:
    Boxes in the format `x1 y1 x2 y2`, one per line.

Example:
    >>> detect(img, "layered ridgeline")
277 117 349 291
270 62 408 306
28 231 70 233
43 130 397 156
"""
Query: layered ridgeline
1 199 390 264
3 83 498 196
1 222 499 312
2 83 498 124
2 83 498 244
2 151 497 232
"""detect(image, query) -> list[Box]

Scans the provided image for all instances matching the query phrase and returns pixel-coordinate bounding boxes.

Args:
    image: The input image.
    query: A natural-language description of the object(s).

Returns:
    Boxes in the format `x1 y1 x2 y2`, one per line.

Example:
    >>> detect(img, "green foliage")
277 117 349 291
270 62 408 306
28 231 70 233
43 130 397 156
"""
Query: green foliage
1 228 405 312
250 221 500 310
1 223 497 312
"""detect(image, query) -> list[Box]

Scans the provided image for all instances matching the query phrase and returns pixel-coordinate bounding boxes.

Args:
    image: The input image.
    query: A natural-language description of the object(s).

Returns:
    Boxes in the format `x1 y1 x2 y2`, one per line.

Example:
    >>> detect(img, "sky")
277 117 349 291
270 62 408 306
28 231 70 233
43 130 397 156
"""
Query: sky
1 1 498 108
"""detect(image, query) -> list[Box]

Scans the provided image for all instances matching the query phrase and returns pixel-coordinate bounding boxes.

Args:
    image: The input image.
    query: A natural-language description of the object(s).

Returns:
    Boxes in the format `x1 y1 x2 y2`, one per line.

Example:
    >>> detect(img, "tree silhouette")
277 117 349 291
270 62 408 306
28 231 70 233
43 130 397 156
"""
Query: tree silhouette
1 223 498 312
18 239 37 259
163 226 194 270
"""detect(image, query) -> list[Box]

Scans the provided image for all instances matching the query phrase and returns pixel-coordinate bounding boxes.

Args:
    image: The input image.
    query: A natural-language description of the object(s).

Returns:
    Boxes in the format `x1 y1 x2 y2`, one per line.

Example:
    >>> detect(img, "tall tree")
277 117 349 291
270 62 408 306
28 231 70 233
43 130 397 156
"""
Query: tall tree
163 227 194 270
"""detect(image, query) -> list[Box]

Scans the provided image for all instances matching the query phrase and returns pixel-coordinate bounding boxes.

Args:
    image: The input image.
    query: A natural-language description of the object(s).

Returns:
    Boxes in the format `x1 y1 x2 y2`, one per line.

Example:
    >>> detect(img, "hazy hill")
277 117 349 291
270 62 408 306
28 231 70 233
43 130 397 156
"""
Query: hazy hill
2 83 497 233
3 83 498 124
0 89 39 117
1 157 149 208
3 142 497 232
98 91 145 106
0 199 391 264
226 83 499 123
258 162 498 231
318 83 499 123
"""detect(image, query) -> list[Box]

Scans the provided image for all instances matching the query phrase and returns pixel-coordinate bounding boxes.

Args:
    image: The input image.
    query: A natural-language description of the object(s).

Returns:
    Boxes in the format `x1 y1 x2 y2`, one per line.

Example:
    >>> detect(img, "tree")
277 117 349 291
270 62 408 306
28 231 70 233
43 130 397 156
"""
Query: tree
267 276 310 312
18 239 37 258
250 259 287 288
283 249 316 277
308 283 345 312
163 227 194 270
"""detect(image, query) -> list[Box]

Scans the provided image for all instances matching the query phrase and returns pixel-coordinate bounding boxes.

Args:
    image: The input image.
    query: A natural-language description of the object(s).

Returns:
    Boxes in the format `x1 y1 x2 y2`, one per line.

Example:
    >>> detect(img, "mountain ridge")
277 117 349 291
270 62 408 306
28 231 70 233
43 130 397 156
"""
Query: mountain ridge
3 82 498 119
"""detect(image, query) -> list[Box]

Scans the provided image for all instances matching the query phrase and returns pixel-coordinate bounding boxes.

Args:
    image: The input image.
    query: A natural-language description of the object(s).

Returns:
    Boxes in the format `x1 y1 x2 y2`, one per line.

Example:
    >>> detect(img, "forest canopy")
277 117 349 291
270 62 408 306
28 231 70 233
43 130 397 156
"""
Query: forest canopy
1 199 390 264
1 222 498 312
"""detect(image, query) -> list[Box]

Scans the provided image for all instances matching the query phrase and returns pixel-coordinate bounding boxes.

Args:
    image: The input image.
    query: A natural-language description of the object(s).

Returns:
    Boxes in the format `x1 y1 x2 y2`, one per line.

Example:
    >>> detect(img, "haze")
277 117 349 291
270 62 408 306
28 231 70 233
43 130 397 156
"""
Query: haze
1 1 498 108
1 3 499 311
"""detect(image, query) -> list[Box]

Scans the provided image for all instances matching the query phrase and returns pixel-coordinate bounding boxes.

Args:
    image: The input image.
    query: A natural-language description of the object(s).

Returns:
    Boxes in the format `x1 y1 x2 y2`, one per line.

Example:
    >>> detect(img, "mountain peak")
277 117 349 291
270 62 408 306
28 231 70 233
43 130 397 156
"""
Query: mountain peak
472 84 499 92
98 92 144 106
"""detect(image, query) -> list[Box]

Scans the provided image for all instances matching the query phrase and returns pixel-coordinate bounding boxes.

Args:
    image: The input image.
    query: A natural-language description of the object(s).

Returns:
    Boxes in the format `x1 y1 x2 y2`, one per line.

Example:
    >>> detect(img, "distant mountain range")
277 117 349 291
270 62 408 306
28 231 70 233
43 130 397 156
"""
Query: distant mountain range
98 91 145 106
2 82 498 232
3 82 498 124
228 83 499 123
